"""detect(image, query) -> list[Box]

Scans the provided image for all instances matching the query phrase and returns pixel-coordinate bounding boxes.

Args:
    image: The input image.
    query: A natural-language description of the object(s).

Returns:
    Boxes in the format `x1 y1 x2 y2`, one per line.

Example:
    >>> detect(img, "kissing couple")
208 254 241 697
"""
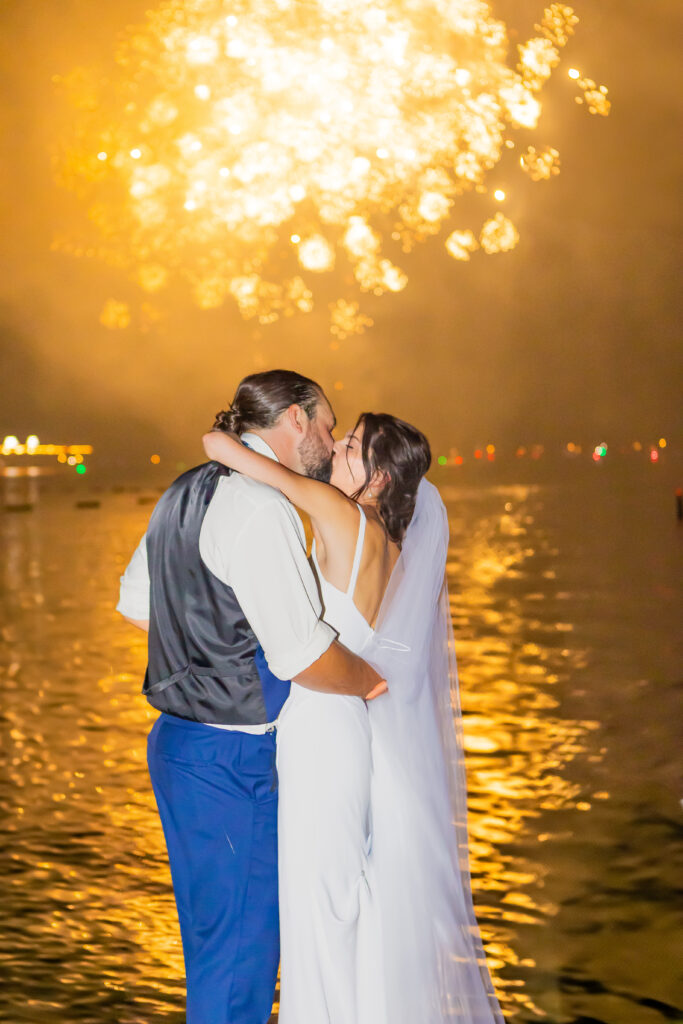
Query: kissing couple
118 369 503 1024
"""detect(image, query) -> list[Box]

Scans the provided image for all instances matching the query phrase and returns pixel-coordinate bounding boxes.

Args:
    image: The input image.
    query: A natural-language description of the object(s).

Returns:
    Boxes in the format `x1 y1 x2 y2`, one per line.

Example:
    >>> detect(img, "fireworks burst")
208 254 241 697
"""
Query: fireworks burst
55 1 608 335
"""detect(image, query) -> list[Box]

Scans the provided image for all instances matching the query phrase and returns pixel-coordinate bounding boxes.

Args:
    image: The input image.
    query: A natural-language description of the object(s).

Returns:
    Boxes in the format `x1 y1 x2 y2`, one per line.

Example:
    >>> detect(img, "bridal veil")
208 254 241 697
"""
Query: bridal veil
364 479 505 1023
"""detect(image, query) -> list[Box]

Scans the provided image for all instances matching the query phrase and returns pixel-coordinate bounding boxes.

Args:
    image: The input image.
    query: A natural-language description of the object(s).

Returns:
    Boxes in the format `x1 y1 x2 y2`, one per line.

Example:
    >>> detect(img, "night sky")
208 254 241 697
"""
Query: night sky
1 0 680 470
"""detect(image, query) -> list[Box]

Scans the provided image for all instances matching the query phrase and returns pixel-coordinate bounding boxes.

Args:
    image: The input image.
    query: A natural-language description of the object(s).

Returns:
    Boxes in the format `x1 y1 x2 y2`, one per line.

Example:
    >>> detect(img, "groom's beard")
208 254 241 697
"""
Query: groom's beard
299 434 333 482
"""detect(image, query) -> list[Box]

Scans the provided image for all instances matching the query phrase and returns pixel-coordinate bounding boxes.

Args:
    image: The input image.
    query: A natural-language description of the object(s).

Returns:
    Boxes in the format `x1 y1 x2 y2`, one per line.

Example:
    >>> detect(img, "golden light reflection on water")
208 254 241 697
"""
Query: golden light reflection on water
1 478 681 1023
445 484 604 1017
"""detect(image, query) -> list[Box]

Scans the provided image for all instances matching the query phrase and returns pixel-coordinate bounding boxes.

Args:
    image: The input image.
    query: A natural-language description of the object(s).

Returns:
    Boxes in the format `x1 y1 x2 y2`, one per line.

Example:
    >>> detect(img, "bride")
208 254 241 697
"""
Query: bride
203 413 503 1024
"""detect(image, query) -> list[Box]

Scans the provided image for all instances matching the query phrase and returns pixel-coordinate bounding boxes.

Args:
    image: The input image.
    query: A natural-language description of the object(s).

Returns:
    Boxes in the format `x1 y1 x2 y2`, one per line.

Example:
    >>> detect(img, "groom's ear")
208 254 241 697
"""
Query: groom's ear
285 403 307 435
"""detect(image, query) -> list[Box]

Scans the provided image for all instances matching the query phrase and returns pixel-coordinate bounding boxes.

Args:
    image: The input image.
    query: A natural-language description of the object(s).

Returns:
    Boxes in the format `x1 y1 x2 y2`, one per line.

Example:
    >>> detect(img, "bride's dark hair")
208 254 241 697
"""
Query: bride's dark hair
350 413 431 544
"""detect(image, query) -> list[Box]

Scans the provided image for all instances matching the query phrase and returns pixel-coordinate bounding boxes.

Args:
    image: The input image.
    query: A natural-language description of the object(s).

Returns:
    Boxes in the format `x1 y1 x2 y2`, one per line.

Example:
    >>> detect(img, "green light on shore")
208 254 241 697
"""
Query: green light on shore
76 464 87 475
437 455 448 466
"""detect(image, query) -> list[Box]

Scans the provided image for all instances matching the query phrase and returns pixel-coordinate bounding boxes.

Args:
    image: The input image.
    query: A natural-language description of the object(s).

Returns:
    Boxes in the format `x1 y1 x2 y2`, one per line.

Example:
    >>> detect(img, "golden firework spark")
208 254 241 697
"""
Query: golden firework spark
520 145 561 181
479 213 520 254
329 299 374 340
574 77 611 116
99 297 132 329
56 2 607 334
445 229 479 262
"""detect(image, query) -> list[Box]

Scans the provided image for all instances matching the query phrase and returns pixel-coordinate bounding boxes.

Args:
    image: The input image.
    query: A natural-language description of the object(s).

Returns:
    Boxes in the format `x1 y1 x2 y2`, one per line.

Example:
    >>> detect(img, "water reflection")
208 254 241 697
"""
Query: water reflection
445 485 605 1018
0 476 681 1022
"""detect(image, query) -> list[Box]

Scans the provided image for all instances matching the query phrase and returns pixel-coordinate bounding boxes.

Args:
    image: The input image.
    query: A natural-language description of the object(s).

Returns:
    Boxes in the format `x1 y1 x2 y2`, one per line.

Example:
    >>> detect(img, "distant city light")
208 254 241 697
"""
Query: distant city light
0 438 93 467
4 427 676 478
568 68 580 80
2 435 20 453
493 189 506 202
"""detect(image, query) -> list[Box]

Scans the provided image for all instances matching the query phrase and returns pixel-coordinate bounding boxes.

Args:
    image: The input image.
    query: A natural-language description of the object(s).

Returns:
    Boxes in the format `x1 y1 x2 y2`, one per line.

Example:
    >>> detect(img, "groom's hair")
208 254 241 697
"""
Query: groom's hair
214 369 323 435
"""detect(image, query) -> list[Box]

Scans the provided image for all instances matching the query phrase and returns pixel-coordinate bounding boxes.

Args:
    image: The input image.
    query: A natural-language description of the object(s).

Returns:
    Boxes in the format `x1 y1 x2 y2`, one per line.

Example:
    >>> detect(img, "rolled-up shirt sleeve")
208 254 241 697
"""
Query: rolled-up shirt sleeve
227 500 336 680
116 533 150 620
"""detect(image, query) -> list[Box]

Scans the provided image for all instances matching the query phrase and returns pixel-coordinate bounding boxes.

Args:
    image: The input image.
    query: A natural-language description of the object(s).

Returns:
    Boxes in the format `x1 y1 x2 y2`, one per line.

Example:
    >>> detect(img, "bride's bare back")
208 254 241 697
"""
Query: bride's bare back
312 503 400 630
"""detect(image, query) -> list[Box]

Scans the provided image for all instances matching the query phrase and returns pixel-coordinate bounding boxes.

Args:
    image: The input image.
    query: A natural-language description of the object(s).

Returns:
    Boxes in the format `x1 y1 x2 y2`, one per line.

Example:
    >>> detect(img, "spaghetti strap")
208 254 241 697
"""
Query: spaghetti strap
347 504 366 598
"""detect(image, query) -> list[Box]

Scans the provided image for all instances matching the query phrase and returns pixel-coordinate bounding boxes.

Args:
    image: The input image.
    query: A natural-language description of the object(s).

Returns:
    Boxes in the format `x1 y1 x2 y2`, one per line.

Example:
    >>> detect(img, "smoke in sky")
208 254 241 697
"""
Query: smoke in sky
1 0 681 470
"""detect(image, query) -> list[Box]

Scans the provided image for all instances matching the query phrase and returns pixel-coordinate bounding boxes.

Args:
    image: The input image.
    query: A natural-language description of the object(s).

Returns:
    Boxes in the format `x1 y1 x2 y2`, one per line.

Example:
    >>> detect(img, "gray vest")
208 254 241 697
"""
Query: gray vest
143 461 290 724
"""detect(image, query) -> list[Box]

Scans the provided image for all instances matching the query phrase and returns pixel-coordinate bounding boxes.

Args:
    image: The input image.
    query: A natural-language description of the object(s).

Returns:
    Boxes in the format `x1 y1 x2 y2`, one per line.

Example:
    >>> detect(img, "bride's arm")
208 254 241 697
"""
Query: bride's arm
202 431 355 526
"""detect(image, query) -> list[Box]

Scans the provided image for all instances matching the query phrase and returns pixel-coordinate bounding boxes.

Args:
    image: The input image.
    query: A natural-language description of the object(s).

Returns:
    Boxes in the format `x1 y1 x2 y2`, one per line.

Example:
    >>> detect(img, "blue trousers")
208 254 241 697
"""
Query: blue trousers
147 714 279 1024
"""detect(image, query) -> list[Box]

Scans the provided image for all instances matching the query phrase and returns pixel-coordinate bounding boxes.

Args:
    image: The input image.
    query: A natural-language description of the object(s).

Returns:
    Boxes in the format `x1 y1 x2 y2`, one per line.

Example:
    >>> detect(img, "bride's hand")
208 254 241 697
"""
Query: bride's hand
365 680 388 701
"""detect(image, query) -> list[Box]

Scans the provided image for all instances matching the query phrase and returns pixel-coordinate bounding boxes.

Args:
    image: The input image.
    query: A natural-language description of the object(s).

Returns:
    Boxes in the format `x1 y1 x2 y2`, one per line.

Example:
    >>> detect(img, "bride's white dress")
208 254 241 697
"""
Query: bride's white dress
277 485 504 1023
276 505 378 1024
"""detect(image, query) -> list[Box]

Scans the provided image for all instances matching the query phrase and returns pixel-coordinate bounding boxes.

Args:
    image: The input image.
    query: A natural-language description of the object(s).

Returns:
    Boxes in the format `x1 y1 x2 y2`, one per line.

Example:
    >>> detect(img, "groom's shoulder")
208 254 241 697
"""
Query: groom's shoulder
202 474 302 558
210 470 293 519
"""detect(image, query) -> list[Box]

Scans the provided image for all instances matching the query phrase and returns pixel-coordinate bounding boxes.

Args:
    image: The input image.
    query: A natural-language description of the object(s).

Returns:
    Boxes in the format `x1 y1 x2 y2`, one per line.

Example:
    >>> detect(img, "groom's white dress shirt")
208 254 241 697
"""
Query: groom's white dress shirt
117 432 336 732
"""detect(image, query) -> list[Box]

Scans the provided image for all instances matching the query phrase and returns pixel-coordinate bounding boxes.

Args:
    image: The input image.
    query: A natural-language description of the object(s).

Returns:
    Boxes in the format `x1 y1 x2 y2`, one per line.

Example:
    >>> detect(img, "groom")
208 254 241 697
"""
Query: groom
117 369 383 1024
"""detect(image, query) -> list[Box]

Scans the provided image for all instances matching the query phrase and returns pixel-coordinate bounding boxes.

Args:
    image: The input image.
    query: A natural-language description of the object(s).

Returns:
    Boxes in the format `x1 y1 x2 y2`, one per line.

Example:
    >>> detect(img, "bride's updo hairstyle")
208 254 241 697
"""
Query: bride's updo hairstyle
351 412 431 545
214 369 322 434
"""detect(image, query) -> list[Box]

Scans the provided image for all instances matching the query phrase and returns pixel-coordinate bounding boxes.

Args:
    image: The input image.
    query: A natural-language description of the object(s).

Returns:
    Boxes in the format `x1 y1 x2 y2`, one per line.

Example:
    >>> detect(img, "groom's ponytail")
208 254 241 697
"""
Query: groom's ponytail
213 404 245 434
213 370 322 435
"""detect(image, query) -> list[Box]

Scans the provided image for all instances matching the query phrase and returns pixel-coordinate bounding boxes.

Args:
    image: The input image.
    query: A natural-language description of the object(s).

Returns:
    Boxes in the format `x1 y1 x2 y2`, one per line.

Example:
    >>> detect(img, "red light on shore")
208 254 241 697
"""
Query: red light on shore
455 455 464 466
650 449 659 463
474 449 483 459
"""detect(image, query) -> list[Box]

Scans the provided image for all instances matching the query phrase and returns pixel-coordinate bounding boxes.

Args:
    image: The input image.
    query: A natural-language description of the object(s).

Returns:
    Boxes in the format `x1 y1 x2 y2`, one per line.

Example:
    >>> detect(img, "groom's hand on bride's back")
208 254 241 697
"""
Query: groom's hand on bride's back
294 641 387 700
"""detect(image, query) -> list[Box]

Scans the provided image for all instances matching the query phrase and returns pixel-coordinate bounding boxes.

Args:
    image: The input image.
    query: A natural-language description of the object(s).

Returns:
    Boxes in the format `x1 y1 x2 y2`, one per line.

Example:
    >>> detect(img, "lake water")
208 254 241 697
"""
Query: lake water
1 466 681 1023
